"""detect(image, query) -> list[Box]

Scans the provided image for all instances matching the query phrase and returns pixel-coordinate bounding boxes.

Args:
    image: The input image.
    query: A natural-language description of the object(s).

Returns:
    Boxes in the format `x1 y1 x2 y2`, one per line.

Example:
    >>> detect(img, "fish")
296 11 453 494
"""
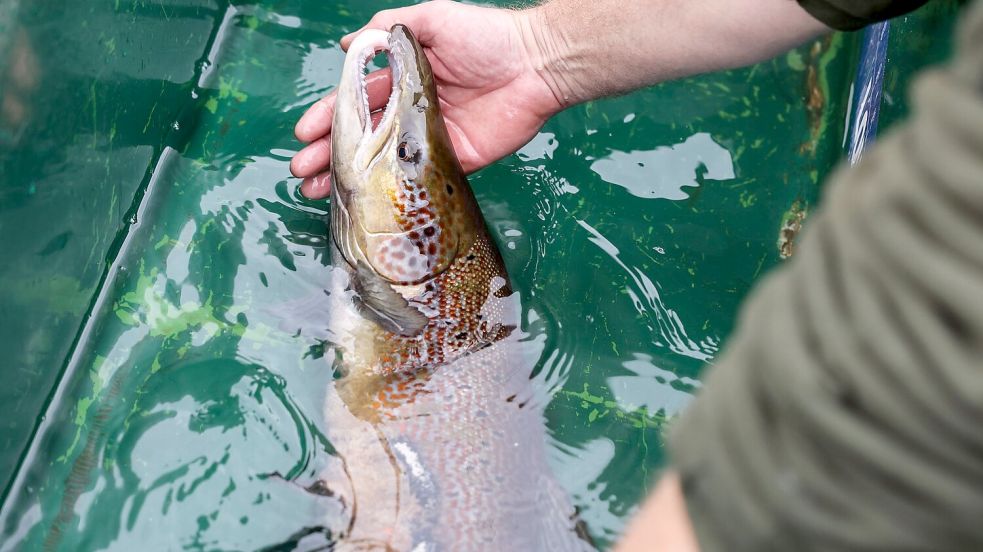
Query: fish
314 24 595 551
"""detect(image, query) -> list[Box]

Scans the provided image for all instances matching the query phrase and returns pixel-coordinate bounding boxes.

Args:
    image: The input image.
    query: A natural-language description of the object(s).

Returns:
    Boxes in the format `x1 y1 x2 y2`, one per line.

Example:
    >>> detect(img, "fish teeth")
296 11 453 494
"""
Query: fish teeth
357 52 371 128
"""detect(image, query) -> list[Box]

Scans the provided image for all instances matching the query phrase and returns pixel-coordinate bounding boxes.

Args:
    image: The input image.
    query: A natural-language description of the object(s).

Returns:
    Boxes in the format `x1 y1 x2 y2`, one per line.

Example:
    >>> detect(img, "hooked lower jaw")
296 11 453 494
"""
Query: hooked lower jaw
347 29 405 168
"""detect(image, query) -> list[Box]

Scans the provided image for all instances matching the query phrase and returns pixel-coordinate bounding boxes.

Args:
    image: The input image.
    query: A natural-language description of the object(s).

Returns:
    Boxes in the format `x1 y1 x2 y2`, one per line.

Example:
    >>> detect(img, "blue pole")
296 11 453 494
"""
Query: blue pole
847 21 891 165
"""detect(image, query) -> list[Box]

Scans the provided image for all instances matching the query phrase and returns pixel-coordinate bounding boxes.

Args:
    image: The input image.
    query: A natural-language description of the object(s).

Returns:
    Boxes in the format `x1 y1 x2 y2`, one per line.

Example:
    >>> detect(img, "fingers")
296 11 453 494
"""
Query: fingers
301 172 332 199
290 136 331 178
362 67 394 113
340 1 446 51
295 93 335 143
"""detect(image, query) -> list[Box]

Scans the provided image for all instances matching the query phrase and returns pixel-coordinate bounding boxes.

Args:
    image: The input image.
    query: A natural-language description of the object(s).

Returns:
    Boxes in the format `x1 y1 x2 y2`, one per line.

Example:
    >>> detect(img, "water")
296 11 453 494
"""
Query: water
0 0 959 549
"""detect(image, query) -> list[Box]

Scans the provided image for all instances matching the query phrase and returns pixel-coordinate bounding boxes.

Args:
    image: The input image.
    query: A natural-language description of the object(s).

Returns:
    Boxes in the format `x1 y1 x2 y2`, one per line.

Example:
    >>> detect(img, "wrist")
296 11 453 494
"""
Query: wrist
513 5 588 112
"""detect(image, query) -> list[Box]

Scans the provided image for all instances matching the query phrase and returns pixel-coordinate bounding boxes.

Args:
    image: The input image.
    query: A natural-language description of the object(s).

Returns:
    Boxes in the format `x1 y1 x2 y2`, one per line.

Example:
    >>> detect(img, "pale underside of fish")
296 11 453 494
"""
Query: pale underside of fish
320 272 591 551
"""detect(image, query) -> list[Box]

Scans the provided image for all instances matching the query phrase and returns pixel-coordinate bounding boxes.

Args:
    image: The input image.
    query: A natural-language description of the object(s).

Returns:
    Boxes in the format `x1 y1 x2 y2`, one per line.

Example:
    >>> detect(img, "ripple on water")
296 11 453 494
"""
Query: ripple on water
92 359 341 551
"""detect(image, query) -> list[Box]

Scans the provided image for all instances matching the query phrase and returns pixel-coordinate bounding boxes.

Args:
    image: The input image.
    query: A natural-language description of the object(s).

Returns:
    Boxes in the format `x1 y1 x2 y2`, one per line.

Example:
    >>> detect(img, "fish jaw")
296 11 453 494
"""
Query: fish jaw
331 29 399 175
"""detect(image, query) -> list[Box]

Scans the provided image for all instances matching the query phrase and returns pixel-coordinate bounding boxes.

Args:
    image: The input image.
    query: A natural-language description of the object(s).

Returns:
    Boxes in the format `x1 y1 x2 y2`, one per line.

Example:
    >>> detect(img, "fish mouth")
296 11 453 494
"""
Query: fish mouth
344 29 406 168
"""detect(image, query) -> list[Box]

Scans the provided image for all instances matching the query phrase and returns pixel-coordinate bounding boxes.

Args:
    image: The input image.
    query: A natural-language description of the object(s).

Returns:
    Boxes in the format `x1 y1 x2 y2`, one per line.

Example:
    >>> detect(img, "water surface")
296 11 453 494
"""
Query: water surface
5 0 962 549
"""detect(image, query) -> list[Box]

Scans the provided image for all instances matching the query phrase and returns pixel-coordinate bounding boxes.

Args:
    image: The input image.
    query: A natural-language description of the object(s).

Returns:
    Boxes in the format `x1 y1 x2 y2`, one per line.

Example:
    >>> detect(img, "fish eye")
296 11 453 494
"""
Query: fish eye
397 138 421 165
396 142 417 163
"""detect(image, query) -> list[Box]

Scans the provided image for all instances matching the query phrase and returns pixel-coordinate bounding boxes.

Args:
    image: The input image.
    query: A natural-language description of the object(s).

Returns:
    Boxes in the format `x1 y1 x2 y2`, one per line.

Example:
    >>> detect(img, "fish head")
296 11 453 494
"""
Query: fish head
330 24 484 286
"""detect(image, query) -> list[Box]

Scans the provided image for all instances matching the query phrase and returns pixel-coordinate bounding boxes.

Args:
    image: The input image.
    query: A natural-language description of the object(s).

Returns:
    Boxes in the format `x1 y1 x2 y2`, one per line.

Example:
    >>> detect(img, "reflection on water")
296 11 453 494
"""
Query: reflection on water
0 0 854 550
609 353 701 417
590 132 736 200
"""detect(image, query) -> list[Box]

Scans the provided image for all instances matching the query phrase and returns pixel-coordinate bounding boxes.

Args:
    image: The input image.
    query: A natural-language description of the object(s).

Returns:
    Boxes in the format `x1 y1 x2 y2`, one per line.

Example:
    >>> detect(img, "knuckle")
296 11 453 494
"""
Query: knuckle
372 9 393 24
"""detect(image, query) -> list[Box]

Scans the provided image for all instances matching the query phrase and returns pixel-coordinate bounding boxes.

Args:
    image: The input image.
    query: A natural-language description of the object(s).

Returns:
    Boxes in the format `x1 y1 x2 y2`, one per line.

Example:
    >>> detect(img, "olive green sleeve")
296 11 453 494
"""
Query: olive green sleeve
668 2 983 551
796 0 929 30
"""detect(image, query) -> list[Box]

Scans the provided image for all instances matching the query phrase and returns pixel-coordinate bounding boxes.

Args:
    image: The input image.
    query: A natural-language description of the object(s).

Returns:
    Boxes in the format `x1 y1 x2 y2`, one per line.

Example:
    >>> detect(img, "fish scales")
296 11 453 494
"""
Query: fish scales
319 24 594 551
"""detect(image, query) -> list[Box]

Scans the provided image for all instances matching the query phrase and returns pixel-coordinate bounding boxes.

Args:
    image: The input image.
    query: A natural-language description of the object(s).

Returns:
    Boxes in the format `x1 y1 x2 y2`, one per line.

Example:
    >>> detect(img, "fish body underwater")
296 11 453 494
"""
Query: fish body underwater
319 24 594 551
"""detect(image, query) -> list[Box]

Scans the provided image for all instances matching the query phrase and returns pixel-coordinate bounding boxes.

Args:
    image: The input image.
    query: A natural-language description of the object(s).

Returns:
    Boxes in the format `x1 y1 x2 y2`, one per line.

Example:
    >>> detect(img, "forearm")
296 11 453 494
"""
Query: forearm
516 0 829 107
614 472 700 552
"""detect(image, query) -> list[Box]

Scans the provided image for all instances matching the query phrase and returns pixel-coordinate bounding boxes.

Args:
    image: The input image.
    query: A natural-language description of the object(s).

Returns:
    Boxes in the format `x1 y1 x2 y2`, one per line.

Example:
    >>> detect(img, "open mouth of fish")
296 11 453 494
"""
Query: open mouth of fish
347 29 405 154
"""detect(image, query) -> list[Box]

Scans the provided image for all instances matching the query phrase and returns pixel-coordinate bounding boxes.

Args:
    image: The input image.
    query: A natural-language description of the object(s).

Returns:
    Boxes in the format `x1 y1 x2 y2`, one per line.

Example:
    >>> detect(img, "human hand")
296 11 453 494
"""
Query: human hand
289 0 563 199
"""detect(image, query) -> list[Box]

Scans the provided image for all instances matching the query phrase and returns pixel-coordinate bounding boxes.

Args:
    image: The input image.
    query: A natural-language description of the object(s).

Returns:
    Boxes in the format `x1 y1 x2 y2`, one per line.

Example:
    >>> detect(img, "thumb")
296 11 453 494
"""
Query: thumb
340 1 447 51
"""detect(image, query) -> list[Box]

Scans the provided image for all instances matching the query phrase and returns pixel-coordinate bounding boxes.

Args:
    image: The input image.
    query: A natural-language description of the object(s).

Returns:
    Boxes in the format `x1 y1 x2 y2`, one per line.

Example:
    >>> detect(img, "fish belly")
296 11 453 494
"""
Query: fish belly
322 344 592 551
